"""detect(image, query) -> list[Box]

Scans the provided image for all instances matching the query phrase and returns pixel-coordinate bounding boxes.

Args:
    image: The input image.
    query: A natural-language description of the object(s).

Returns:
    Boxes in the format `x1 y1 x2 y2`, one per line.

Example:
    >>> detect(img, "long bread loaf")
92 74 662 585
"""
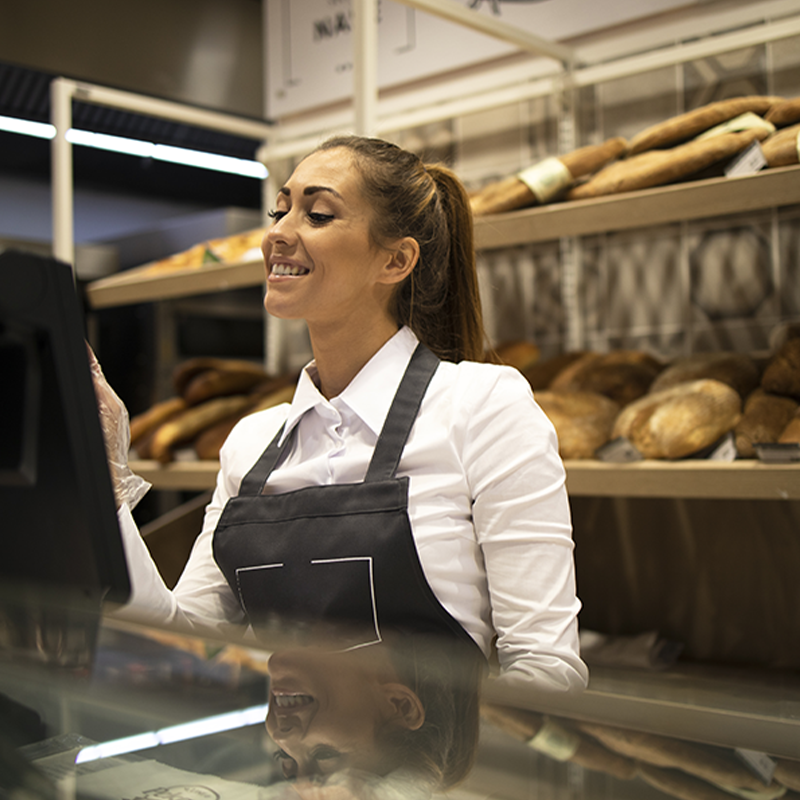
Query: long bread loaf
130 396 188 446
628 96 782 155
761 123 800 167
470 137 627 215
568 129 766 200
765 97 800 126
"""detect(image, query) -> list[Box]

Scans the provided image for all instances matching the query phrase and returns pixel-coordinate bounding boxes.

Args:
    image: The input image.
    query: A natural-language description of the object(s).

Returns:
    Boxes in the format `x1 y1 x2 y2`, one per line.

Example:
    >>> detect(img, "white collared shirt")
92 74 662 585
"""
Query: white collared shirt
117 327 587 691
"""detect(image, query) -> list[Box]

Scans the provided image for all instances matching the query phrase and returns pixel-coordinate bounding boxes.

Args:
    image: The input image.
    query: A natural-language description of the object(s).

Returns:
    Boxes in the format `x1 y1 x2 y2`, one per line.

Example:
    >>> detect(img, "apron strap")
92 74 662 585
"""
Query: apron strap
237 342 439 495
237 423 287 496
365 343 439 483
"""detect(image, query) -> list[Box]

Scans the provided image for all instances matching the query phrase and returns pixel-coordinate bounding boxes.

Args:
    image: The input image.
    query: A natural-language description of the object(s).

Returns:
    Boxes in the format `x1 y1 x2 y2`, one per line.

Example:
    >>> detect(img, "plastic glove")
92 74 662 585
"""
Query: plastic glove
86 342 151 511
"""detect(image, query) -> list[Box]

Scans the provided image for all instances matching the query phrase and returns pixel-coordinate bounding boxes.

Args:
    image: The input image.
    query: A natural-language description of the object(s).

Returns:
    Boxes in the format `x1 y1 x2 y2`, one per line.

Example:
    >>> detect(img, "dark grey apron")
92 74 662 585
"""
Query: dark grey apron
213 344 481 655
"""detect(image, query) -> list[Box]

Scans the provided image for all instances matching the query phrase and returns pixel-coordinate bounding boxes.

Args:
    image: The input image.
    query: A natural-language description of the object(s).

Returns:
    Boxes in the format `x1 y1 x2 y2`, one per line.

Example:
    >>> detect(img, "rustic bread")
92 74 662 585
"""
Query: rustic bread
173 357 270 398
779 409 800 444
549 350 663 406
611 379 741 459
521 351 587 390
734 388 799 457
761 338 800 400
469 137 627 215
183 367 269 406
535 390 621 459
490 340 541 372
568 130 767 200
628 96 782 155
649 352 760 400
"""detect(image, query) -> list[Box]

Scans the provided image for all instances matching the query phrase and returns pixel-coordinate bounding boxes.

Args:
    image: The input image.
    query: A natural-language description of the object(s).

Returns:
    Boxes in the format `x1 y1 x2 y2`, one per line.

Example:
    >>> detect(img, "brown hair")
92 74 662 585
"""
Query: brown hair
314 135 486 363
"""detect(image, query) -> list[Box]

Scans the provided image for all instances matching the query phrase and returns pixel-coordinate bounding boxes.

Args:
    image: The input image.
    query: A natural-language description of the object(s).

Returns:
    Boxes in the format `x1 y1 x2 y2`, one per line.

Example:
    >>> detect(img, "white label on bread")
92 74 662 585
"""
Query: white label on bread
725 141 767 178
518 157 573 203
527 717 581 761
696 112 775 141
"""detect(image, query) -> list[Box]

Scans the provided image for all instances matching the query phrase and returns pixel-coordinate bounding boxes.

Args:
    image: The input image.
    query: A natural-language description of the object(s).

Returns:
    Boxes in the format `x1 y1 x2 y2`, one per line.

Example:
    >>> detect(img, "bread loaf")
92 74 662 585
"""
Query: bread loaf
650 352 760 400
775 758 800 792
761 338 800 399
173 357 270 397
637 764 753 800
491 340 541 372
521 351 587 390
469 137 628 215
149 395 254 463
535 390 621 459
734 388 799 457
549 351 663 406
130 396 188 446
568 130 766 200
761 123 800 167
628 96 782 155
779 408 800 444
765 98 800 126
183 367 269 405
611 379 741 459
578 722 772 792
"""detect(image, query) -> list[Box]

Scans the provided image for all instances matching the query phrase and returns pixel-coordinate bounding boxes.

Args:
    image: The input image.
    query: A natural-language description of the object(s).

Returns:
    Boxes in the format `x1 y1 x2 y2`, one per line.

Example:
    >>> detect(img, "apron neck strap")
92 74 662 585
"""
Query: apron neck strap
364 343 439 483
237 342 440 495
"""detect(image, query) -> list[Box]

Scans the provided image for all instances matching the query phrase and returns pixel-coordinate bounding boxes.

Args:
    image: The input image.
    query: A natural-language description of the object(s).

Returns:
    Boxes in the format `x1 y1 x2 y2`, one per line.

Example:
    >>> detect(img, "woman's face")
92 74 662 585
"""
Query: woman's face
262 148 399 332
265 647 419 782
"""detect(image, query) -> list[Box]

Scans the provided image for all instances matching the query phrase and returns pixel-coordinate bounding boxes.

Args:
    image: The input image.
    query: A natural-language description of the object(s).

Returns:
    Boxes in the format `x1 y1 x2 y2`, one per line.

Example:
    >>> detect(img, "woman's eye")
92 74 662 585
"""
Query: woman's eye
267 209 287 222
312 746 342 761
308 212 334 225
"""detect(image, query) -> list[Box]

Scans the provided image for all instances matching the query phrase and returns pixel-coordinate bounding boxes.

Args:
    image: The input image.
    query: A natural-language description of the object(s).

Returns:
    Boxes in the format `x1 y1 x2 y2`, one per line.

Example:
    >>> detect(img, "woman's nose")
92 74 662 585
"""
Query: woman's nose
265 213 295 247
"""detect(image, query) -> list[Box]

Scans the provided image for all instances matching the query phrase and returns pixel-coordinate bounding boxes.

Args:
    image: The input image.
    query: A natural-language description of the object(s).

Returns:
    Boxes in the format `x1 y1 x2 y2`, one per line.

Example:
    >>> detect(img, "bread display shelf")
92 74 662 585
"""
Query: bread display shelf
474 163 800 250
85 165 800 308
86 255 265 308
129 458 800 499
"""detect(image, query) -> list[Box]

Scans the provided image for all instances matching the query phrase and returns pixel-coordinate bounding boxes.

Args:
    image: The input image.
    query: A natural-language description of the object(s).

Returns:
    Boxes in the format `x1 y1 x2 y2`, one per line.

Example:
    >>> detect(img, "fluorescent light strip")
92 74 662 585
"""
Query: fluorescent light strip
0 114 267 179
75 703 270 764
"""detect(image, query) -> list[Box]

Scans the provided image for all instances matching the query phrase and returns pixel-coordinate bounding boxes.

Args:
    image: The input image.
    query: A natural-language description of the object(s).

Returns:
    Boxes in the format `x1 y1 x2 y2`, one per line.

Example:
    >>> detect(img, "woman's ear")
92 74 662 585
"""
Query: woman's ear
380 237 419 285
381 683 425 731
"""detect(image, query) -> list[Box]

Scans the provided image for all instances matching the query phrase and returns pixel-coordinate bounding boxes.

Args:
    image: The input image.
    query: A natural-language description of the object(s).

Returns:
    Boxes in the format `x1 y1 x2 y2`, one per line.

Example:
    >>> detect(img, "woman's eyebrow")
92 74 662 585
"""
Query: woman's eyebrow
277 185 343 199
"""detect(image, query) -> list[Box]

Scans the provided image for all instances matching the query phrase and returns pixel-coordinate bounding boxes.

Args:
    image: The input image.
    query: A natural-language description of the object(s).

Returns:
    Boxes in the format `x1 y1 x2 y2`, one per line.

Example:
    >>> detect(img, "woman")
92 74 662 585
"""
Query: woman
103 135 587 694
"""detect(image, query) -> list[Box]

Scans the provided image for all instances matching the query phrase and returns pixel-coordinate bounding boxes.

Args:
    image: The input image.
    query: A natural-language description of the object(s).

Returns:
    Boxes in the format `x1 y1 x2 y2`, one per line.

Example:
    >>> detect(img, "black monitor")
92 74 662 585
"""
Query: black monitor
0 250 131 618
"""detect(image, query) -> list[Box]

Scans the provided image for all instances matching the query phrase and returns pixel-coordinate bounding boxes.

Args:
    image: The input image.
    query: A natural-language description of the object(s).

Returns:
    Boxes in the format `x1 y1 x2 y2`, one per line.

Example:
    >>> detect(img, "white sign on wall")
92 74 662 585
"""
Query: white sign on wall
265 0 699 118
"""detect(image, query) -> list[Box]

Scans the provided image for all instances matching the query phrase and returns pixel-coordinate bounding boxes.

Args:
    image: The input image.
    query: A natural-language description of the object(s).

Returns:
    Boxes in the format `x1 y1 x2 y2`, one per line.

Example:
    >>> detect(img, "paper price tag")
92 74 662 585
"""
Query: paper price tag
735 749 777 785
527 718 581 761
725 141 767 178
707 431 737 462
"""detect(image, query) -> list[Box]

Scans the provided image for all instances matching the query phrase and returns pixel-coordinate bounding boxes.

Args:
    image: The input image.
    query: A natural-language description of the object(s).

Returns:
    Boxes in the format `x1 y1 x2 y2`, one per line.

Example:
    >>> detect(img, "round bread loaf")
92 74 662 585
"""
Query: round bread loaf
650 352 760 399
612 379 742 459
779 409 800 444
761 338 800 400
734 388 799 457
521 351 587 391
535 390 621 459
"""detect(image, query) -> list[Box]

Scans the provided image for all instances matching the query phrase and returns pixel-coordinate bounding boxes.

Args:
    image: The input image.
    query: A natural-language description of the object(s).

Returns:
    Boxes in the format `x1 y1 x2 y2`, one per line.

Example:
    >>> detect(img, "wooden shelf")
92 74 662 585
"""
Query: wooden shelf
474 164 800 249
86 165 800 308
85 255 265 308
130 458 800 499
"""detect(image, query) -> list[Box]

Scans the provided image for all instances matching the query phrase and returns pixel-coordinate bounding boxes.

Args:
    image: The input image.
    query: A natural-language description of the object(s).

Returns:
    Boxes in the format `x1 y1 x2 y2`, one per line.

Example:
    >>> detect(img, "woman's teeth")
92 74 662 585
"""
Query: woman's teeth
272 263 309 276
273 694 313 708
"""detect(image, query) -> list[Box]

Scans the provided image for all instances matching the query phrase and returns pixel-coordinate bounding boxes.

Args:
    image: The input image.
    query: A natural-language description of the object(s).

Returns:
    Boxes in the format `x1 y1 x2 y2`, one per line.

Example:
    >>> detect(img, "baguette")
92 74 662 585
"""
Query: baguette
765 97 800 126
470 137 627 215
568 129 766 200
149 395 254 463
628 96 782 155
183 367 269 405
578 722 772 792
130 396 188 445
173 357 270 397
761 123 800 167
637 764 751 800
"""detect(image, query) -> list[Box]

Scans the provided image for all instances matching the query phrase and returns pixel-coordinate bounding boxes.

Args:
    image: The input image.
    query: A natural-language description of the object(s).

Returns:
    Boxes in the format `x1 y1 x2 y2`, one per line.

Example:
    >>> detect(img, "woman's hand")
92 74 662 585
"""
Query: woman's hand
86 342 151 511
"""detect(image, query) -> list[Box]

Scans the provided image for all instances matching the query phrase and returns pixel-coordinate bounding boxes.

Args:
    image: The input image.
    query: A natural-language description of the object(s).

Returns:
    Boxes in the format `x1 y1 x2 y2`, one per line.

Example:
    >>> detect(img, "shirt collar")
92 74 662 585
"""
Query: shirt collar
279 326 420 444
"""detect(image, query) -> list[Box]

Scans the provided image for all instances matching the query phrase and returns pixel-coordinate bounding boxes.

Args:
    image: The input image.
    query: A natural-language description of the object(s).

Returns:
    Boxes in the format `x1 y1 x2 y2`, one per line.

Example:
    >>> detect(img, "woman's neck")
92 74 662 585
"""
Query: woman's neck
308 315 401 399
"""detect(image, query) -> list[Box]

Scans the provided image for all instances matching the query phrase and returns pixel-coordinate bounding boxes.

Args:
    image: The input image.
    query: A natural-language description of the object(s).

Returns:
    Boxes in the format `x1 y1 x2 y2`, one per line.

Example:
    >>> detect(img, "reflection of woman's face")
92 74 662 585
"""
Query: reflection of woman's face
265 648 416 781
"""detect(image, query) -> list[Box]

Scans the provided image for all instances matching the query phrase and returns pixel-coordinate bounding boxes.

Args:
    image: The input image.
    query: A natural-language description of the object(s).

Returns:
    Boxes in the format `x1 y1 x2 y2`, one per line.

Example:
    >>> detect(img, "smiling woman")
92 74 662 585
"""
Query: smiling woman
95 136 587 754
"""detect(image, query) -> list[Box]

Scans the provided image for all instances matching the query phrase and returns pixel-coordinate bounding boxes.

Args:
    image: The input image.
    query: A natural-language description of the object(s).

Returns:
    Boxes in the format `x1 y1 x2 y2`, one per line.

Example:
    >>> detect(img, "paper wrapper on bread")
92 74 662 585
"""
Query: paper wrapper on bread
766 98 800 127
761 123 800 167
549 350 663 406
470 137 628 215
481 706 636 781
578 722 774 793
650 352 760 400
761 338 800 400
611 379 741 460
568 129 767 200
535 390 621 459
627 96 782 155
734 388 799 457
